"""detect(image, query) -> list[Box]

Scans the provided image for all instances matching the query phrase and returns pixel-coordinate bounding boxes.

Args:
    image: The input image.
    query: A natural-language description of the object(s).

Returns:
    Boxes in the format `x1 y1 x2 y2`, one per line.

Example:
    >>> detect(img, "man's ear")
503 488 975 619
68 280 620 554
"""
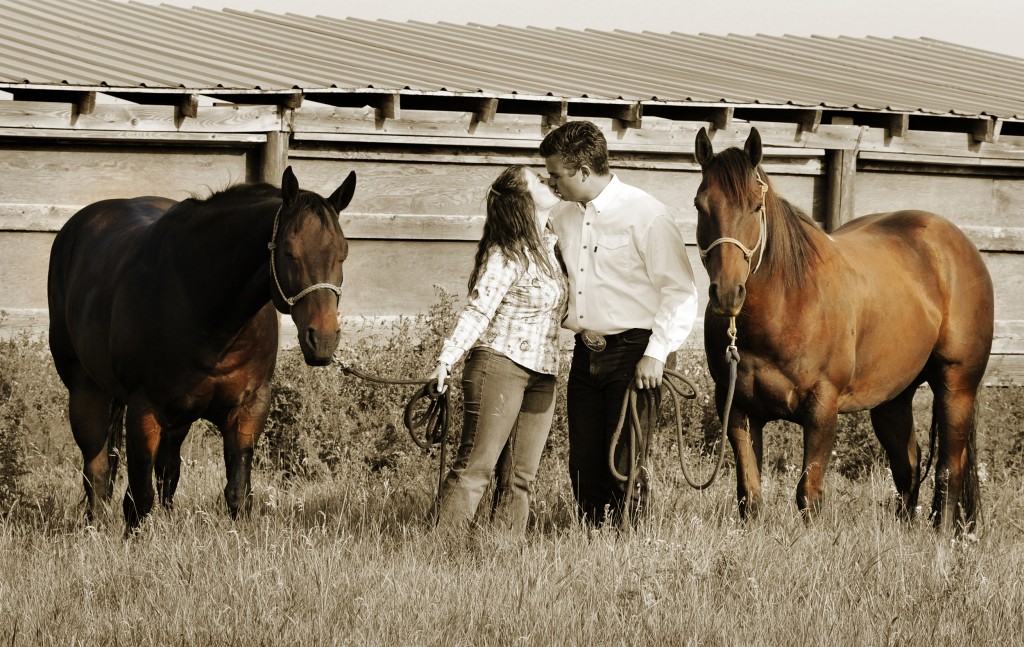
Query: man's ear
579 165 591 181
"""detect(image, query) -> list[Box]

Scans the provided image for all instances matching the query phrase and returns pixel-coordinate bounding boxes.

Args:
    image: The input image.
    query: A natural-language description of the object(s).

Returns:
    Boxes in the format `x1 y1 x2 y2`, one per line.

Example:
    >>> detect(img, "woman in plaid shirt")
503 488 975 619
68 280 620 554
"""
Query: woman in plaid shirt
428 165 568 533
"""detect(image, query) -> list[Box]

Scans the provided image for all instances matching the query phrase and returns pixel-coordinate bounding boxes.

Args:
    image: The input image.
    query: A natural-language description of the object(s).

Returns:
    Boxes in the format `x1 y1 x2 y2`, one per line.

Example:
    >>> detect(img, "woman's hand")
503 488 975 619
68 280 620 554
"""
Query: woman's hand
429 362 450 393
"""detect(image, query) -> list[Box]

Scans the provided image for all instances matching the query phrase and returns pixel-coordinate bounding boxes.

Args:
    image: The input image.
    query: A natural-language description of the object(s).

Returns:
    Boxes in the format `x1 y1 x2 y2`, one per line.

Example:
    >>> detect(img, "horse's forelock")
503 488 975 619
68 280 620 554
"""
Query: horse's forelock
285 191 344 236
705 148 761 206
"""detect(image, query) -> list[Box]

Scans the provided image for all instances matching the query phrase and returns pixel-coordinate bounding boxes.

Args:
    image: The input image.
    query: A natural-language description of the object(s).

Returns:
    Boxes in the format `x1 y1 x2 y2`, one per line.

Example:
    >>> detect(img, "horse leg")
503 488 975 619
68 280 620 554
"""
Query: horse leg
929 377 982 534
722 399 764 519
155 424 190 509
67 373 121 521
123 403 162 530
796 387 840 520
869 386 920 520
219 391 271 518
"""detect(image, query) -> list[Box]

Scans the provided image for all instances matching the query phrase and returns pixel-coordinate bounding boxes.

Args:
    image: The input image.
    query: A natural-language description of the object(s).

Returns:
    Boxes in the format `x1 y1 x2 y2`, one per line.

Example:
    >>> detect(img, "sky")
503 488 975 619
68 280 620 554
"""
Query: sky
135 0 1024 60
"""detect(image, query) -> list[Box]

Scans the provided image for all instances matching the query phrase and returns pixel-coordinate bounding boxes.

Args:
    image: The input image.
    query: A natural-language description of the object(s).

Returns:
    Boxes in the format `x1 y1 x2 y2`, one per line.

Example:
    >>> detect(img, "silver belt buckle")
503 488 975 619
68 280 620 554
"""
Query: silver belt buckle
581 330 607 352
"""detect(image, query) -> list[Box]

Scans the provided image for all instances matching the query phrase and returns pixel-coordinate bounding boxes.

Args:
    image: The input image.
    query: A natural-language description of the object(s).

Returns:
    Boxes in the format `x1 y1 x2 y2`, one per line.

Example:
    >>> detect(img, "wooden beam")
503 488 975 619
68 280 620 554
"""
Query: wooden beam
473 98 499 124
0 127 267 143
825 148 857 232
177 93 199 120
887 113 909 139
543 100 568 128
378 93 400 120
796 108 822 134
261 131 290 184
973 118 997 143
614 102 642 128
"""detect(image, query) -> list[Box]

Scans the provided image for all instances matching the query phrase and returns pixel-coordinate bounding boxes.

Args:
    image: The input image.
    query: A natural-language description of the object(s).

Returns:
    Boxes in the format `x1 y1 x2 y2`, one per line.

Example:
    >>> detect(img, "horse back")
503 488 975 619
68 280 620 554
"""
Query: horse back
47 197 177 391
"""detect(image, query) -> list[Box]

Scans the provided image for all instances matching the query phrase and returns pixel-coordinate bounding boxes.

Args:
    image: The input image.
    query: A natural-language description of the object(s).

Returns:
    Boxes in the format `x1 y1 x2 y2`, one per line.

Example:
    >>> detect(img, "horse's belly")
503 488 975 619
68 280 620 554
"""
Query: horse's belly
838 324 938 412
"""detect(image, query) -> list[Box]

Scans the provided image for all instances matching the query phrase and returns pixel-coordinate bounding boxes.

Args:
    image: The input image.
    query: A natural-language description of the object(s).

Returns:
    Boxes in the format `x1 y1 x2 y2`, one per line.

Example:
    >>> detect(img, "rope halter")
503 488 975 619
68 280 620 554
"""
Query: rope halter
267 205 344 308
698 171 769 277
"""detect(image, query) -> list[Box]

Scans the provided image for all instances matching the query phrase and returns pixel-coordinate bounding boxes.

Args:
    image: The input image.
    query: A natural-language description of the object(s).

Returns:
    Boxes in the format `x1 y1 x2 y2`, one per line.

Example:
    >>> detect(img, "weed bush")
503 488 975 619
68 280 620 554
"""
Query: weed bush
258 288 466 479
0 320 72 510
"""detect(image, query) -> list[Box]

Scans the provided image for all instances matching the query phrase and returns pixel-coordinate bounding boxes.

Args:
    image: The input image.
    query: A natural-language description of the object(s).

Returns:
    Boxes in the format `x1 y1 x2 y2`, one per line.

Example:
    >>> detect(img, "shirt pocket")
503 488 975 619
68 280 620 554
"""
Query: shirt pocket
596 234 631 275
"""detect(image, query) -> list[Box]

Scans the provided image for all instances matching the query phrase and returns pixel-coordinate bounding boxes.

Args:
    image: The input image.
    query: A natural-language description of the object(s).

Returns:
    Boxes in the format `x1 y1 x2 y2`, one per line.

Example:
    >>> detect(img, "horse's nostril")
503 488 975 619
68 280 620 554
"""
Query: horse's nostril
305 327 318 350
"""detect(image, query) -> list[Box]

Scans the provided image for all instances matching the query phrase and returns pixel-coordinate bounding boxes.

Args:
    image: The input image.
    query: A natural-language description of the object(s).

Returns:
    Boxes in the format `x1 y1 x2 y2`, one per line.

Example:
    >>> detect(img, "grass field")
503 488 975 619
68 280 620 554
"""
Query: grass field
2 305 1022 646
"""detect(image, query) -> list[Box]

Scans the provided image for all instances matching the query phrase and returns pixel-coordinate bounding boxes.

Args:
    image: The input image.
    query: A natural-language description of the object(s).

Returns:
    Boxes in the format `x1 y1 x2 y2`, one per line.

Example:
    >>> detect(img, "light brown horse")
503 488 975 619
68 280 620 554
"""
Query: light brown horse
48 167 355 530
693 127 994 533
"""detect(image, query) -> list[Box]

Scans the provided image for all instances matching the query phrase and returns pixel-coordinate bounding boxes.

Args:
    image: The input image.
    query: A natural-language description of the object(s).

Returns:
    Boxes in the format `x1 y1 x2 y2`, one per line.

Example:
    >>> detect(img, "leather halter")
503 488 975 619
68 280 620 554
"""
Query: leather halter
698 172 769 277
267 206 343 307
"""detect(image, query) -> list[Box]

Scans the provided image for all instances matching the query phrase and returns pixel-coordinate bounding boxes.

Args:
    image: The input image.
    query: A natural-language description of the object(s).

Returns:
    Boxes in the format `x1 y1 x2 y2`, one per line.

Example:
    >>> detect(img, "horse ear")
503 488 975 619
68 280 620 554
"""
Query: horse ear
281 166 299 205
329 171 357 213
694 127 714 168
744 128 763 167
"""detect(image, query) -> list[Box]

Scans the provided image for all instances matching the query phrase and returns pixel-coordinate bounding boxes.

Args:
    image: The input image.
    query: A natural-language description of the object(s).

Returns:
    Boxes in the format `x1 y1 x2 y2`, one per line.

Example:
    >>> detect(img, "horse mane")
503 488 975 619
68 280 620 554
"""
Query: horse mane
179 182 339 233
706 148 821 289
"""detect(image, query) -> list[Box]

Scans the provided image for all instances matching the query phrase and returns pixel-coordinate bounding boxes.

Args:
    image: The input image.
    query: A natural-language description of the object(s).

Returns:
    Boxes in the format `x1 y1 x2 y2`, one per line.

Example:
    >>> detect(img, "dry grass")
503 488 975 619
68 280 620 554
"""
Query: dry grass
2 429 1023 646
3 302 1023 646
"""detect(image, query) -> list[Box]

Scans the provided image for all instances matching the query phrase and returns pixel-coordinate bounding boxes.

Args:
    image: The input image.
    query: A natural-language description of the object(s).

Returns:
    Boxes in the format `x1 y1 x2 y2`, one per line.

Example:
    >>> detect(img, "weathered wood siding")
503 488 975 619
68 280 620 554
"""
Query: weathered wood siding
0 142 255 321
1 103 1022 383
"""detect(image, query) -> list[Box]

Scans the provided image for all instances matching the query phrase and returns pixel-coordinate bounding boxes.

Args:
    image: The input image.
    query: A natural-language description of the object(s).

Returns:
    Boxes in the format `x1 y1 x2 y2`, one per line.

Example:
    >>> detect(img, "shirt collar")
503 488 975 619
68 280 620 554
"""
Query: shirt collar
587 174 621 214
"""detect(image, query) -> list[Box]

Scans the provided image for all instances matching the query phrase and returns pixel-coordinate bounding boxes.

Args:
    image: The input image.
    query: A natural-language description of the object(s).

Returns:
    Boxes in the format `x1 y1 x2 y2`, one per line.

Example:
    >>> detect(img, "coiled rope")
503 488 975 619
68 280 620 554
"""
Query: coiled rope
335 361 451 501
607 364 729 528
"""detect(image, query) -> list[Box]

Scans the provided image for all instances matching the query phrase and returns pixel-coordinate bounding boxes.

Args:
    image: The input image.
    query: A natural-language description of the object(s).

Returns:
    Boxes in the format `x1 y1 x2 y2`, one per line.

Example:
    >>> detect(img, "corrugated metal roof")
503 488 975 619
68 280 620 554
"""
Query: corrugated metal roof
1 0 1023 120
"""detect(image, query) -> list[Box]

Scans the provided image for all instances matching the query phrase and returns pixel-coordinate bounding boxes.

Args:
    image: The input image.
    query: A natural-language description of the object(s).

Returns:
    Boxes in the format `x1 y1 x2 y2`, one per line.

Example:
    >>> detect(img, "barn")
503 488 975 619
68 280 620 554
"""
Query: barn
2 0 1023 382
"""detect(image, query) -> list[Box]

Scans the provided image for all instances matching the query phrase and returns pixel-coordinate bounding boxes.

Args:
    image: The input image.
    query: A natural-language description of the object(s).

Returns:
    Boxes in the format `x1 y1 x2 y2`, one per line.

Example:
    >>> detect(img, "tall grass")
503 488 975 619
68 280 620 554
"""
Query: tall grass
1 299 1023 646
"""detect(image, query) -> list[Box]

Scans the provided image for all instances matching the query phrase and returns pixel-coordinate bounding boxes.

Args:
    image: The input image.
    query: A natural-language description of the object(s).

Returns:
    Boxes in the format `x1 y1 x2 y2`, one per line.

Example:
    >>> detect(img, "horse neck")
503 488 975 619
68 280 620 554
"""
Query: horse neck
163 197 280 326
746 193 828 297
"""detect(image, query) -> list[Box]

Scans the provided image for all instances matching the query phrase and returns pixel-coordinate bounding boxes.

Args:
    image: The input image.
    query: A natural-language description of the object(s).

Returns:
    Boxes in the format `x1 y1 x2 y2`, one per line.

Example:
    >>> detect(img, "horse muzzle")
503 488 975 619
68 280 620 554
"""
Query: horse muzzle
299 326 341 366
709 281 746 317
291 295 342 366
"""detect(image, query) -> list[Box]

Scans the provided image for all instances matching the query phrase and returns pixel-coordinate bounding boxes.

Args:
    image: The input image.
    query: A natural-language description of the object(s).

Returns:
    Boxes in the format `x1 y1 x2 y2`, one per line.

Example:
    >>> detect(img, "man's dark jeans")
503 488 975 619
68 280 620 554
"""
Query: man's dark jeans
567 328 659 526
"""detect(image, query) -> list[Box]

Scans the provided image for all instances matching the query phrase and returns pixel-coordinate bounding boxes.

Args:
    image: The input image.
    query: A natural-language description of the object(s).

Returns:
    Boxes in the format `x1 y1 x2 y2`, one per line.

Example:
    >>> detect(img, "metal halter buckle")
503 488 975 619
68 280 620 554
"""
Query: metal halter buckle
581 330 607 352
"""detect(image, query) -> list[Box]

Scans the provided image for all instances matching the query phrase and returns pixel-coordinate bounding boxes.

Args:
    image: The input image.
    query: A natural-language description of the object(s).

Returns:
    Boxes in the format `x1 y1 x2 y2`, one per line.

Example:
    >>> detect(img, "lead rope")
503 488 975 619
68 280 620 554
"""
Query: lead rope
607 368 709 530
335 361 451 510
607 319 740 530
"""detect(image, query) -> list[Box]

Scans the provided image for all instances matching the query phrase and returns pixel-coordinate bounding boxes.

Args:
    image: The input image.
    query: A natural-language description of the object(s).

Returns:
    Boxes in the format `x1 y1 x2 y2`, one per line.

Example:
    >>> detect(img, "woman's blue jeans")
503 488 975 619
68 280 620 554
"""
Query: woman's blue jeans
435 348 556 533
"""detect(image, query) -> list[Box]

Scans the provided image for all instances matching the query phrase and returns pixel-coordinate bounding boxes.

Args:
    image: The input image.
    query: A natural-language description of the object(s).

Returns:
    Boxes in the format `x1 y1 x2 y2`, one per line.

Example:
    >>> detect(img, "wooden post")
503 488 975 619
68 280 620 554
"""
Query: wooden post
261 130 289 184
825 149 857 232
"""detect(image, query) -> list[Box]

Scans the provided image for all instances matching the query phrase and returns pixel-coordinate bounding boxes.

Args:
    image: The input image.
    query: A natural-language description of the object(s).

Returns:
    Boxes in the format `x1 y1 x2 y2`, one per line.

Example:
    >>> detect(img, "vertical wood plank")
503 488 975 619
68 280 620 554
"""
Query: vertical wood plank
825 149 857 231
261 131 290 184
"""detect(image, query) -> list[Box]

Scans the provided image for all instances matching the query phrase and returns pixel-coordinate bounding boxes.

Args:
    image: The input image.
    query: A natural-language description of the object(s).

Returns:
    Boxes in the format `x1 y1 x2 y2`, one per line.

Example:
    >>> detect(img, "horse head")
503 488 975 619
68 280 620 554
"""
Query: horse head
270 166 355 365
694 127 768 317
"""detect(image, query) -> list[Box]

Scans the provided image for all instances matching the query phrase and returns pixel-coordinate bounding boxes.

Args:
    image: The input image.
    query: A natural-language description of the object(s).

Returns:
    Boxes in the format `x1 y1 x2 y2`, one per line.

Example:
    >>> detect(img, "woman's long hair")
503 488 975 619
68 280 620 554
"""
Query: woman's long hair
467 165 560 292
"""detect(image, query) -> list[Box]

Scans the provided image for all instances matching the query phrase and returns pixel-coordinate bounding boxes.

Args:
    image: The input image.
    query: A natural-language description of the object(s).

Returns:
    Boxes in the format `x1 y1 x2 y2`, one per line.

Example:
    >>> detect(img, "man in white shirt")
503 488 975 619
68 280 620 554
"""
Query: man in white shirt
541 120 699 526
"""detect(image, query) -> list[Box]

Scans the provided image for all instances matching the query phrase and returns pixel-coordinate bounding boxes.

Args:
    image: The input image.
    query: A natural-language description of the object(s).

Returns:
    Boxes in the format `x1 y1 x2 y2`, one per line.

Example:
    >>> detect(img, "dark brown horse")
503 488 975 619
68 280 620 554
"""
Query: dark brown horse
48 167 355 529
693 127 994 533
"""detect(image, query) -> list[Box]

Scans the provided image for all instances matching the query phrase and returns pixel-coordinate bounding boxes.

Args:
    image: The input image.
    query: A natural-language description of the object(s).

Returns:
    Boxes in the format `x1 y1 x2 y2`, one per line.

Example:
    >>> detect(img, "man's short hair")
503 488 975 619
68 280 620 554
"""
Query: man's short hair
539 121 610 176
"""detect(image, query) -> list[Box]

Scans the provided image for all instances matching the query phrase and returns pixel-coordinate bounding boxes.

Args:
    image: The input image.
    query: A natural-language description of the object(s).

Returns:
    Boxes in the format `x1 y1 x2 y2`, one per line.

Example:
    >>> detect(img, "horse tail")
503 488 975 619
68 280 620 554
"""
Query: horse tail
106 401 126 499
959 404 982 534
929 395 982 534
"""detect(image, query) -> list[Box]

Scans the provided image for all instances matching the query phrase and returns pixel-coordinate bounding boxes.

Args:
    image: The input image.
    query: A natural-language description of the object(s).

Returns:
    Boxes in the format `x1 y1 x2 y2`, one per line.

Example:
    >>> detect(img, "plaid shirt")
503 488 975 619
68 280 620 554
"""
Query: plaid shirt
439 229 567 375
